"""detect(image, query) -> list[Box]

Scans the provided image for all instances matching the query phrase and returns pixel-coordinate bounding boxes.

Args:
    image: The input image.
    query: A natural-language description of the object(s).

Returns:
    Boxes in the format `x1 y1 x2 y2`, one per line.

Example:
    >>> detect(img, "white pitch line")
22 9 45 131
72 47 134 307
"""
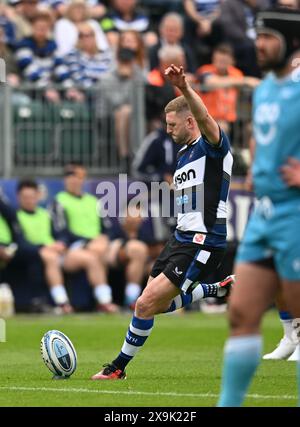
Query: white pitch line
0 386 297 401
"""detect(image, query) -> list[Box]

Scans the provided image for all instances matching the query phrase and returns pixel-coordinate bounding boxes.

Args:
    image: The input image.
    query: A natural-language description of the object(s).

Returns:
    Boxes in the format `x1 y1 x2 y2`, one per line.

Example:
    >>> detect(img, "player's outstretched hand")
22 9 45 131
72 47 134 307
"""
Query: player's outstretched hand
164 64 188 90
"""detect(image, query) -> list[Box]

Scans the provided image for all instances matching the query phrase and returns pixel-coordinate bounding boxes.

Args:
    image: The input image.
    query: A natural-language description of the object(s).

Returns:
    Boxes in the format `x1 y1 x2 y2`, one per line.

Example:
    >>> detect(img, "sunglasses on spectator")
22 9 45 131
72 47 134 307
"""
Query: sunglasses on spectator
79 32 94 38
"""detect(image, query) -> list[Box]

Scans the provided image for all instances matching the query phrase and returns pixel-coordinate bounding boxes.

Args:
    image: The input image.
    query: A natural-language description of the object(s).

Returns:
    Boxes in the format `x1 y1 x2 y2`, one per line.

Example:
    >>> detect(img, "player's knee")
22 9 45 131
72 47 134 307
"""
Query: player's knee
228 303 249 330
135 294 156 318
228 303 260 332
126 240 149 260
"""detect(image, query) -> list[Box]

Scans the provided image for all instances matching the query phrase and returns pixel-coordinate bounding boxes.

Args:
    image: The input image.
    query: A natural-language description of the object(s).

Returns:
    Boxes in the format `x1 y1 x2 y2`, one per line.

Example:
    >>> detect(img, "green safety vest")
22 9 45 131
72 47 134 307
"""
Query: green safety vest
0 215 12 245
17 208 55 245
56 191 101 239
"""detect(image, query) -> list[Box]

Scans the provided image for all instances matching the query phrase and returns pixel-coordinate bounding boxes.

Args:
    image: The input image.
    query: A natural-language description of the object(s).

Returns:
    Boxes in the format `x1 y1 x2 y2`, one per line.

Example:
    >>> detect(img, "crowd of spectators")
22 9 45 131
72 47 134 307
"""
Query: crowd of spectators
2 0 293 82
2 0 296 106
2 0 299 167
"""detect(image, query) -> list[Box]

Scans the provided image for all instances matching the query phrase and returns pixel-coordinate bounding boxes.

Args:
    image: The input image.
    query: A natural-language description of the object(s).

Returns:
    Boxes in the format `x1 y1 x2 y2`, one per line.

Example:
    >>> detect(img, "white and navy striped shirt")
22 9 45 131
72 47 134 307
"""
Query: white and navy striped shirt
194 0 221 17
110 11 150 33
173 129 233 248
64 48 114 88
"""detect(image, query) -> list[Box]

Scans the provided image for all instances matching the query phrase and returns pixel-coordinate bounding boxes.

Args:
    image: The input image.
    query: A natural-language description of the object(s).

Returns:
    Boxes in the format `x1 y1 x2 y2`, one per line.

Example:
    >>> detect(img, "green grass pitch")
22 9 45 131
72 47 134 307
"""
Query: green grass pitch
0 310 297 407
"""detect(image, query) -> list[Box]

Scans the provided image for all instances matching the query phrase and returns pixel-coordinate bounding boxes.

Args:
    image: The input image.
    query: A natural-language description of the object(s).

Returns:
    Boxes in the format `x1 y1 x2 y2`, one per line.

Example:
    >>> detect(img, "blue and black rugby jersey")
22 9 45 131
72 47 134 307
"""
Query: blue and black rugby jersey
173 129 233 248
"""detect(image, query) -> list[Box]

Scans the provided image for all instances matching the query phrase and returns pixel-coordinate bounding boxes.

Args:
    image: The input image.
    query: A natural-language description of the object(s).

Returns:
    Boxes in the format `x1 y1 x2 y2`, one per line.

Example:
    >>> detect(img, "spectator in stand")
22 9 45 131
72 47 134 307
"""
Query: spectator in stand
197 43 260 134
118 29 147 72
148 45 195 97
146 44 195 130
16 179 74 314
54 0 109 57
0 26 20 87
62 21 114 102
138 0 184 33
53 163 119 313
183 0 223 66
9 0 42 40
38 0 66 17
0 1 17 47
15 11 69 103
39 0 107 20
84 0 107 20
101 0 158 48
216 0 269 76
96 38 144 167
148 12 197 73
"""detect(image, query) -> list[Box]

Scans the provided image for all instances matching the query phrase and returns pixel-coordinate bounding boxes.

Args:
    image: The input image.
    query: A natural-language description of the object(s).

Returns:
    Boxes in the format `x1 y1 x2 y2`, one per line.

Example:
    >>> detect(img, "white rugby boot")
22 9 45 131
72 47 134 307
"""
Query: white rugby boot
263 336 297 360
287 344 300 361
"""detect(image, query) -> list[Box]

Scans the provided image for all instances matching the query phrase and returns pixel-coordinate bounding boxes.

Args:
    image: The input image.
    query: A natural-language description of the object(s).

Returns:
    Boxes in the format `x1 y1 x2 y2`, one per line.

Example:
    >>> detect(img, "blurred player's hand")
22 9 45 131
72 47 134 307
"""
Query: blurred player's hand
281 157 300 187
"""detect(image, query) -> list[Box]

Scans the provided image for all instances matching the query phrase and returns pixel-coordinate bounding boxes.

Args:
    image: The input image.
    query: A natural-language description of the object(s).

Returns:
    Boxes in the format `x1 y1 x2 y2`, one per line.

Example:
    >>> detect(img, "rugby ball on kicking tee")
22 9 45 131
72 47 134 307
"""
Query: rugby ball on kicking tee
41 330 77 378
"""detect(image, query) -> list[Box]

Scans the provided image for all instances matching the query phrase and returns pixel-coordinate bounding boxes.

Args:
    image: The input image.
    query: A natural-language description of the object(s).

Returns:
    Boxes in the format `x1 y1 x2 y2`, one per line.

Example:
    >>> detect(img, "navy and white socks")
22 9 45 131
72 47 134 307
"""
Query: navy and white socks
112 315 154 371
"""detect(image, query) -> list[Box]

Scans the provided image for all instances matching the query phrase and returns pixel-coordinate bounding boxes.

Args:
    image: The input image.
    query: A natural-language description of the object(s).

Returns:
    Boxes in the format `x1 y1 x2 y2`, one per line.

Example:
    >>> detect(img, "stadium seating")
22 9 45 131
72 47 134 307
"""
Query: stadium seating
13 100 93 165
14 101 55 162
55 102 92 162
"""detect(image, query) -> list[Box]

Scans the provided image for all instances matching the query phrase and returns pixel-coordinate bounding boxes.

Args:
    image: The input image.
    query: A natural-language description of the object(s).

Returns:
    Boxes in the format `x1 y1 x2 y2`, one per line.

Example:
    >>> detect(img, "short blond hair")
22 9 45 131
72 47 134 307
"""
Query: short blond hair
164 95 190 115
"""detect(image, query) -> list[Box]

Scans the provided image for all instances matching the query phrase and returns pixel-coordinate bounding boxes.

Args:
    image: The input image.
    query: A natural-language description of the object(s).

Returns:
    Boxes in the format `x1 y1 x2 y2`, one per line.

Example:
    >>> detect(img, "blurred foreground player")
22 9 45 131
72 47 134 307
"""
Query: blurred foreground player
218 9 300 406
263 159 300 362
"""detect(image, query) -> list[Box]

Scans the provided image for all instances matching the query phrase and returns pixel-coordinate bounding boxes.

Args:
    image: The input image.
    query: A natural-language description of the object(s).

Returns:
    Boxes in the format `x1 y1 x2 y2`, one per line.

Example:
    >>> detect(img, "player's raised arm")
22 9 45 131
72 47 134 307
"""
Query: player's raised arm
165 64 220 144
